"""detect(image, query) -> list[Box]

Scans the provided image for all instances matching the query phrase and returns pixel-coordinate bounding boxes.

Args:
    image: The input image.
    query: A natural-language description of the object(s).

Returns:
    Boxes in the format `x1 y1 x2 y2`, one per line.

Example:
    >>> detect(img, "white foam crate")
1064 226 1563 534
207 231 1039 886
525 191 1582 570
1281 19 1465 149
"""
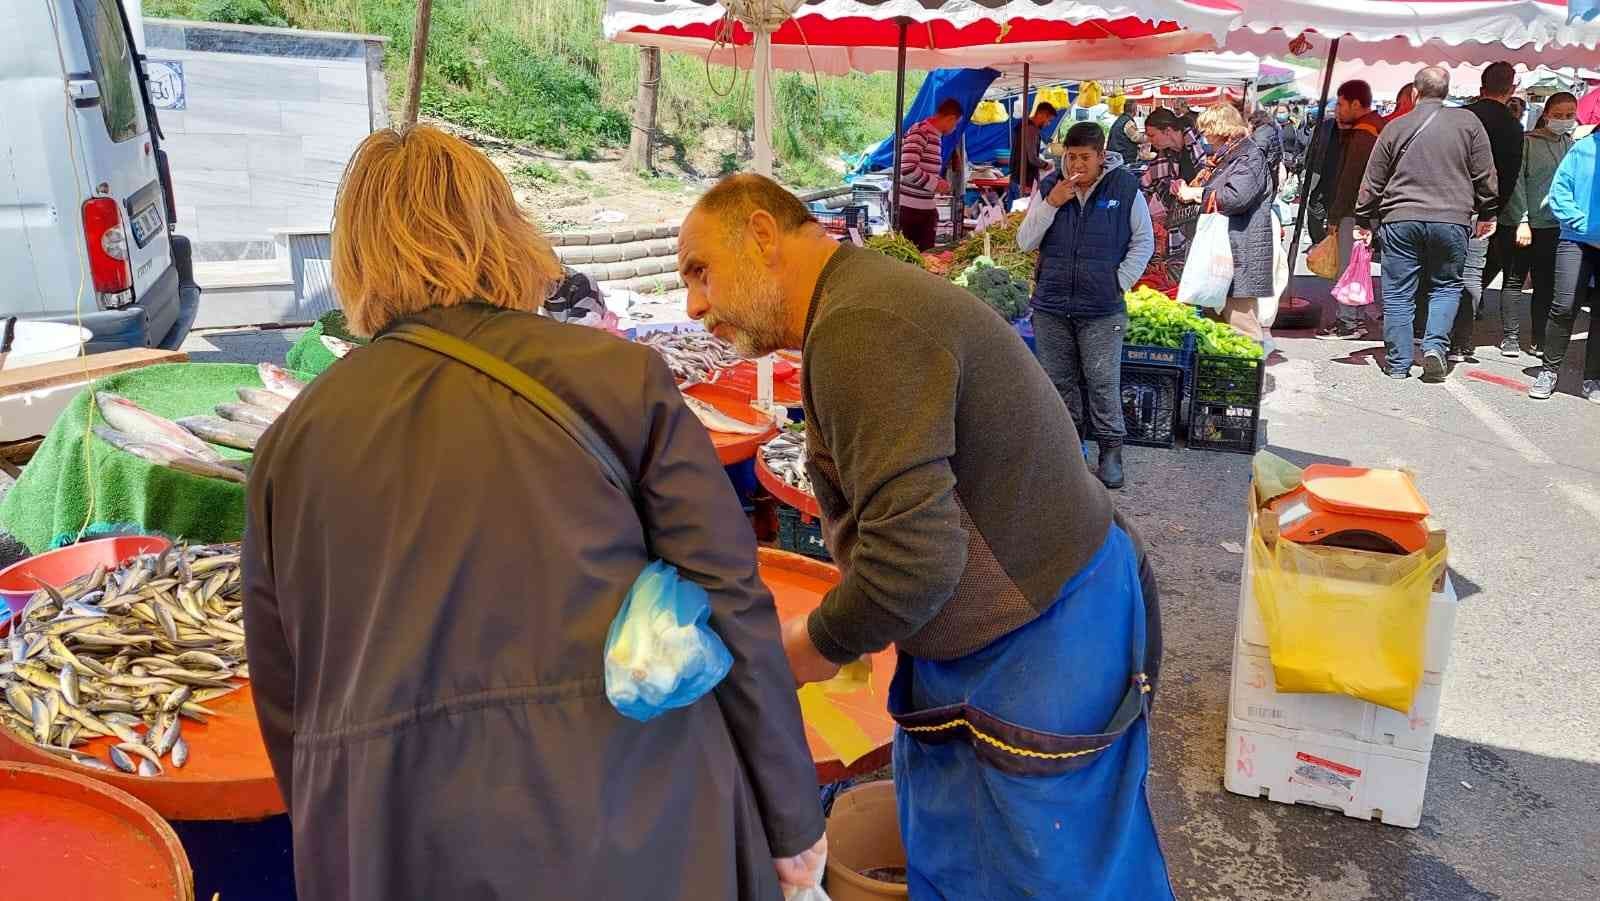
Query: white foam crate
1237 535 1459 677
1224 714 1433 828
1230 639 1444 753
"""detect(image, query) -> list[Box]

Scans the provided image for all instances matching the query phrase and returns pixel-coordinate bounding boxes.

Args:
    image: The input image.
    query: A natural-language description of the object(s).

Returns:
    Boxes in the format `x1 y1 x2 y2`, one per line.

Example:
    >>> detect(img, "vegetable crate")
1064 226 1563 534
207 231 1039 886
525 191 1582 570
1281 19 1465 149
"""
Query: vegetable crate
1187 353 1266 455
1085 363 1183 449
777 505 831 561
811 204 868 239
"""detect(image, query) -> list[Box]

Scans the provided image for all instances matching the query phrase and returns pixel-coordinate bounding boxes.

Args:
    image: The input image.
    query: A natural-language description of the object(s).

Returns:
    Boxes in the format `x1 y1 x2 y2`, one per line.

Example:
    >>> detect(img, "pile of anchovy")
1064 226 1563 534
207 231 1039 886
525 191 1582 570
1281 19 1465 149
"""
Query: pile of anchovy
760 428 812 496
635 330 743 384
0 543 247 777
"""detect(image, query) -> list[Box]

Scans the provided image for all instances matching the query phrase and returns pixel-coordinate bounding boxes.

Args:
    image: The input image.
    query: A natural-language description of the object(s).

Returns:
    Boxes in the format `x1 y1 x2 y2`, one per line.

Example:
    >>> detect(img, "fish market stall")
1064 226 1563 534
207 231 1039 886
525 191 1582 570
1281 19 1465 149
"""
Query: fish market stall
757 427 831 561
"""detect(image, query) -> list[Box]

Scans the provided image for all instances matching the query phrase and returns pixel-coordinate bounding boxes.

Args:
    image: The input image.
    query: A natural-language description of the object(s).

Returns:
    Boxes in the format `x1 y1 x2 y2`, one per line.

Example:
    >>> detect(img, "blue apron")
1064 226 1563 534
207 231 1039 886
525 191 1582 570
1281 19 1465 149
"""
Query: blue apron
888 525 1172 899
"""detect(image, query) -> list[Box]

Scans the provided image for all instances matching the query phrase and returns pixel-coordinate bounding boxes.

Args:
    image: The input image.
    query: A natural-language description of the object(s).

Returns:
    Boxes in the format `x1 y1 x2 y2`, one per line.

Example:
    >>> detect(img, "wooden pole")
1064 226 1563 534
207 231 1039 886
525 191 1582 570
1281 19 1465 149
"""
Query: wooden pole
625 46 661 173
1285 37 1340 286
1018 63 1031 199
401 0 434 128
890 17 908 231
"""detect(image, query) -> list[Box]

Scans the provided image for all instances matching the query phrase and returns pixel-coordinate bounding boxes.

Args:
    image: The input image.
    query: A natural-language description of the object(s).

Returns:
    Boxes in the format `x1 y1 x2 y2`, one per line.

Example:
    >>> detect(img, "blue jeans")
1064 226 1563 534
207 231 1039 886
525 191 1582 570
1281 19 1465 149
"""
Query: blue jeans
1379 221 1469 373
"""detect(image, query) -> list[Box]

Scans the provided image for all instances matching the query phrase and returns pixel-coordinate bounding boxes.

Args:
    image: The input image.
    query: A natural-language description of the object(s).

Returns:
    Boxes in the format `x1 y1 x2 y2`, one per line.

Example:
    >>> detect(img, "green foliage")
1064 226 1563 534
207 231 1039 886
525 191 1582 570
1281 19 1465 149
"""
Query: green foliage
954 259 1030 321
864 233 926 268
146 0 289 26
1124 286 1263 358
511 160 563 185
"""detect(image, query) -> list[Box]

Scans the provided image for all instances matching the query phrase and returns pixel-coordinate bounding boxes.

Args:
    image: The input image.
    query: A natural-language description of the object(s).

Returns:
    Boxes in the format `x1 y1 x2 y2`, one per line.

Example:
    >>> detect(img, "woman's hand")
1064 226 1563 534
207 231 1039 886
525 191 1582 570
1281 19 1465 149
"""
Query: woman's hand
774 835 828 891
782 617 841 687
1516 223 1533 248
1177 183 1204 205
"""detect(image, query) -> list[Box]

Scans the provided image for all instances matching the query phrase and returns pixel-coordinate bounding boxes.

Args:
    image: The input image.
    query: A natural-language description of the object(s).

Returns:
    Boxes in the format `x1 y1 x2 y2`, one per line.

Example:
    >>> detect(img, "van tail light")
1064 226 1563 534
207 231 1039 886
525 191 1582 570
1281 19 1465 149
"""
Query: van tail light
82 197 132 302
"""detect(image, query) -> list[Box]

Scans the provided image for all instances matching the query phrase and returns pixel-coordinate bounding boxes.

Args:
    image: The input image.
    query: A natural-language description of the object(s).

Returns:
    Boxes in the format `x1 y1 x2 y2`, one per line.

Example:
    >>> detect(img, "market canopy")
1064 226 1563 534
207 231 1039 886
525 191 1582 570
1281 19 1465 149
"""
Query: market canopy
1222 0 1600 67
604 0 1239 75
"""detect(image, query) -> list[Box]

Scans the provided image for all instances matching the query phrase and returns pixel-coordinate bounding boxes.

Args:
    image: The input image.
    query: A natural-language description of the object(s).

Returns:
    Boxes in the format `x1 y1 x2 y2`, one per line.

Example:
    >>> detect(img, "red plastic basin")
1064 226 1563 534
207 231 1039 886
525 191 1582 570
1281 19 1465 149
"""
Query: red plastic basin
0 535 171 616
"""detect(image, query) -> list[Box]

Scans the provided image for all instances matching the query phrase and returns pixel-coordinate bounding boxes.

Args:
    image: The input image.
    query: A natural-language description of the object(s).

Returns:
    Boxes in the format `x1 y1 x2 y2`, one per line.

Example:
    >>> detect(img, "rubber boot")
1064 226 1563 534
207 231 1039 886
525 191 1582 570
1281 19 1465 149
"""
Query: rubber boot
1097 444 1125 490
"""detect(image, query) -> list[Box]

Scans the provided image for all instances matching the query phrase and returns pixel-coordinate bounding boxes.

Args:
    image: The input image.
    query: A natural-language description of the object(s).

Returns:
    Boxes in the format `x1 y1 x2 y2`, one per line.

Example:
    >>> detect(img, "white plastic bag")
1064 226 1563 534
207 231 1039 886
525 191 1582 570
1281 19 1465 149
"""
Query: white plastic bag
781 852 832 901
1257 207 1289 328
1176 211 1234 312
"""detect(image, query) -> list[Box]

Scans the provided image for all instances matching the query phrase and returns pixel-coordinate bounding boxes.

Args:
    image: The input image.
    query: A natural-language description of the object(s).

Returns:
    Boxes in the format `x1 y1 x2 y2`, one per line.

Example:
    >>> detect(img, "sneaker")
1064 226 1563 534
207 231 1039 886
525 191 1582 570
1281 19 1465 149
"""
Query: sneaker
1583 379 1600 404
1528 370 1558 400
1421 350 1448 383
1530 345 1544 359
1447 346 1475 364
1387 370 1411 380
1499 337 1521 358
1315 322 1363 340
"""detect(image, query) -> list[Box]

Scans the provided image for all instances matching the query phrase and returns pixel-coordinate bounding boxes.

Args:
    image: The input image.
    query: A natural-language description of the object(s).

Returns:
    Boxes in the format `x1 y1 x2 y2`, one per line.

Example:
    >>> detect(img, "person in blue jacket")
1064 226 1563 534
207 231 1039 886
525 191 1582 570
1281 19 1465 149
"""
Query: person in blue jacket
1018 122 1154 489
1539 129 1600 404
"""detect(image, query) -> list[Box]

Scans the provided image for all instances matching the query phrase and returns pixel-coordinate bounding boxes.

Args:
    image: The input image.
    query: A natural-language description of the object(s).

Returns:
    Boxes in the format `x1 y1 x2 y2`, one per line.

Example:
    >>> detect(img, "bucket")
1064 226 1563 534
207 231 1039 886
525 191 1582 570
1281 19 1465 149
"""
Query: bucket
2 321 91 370
0 534 171 615
0 762 194 900
824 780 909 900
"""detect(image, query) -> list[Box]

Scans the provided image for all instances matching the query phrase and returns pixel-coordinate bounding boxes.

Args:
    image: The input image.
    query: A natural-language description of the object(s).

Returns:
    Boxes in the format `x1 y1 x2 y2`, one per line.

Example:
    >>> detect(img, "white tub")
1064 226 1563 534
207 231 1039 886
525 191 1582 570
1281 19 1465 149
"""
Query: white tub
2 321 92 371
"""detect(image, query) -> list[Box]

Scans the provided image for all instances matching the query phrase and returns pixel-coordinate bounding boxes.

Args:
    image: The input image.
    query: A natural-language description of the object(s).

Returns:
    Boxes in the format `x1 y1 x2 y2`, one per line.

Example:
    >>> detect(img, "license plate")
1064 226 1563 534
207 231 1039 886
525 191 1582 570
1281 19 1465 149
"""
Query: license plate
128 202 163 248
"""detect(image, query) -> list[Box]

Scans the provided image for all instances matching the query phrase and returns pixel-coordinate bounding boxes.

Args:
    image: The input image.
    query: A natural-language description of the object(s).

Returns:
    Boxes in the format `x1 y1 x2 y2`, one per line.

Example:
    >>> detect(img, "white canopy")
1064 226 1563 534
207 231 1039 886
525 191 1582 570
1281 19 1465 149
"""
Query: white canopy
982 52 1263 95
1222 0 1600 68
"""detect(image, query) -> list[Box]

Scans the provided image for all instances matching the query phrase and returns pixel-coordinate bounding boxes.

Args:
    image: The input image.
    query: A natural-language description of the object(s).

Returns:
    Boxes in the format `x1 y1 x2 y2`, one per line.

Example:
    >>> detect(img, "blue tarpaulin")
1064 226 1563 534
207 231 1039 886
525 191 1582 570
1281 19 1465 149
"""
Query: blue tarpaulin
857 69 1073 173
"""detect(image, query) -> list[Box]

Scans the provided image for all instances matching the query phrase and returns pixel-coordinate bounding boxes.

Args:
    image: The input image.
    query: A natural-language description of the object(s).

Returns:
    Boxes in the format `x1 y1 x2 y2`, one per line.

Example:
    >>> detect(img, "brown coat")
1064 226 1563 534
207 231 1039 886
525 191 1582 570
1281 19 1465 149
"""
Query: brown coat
243 303 823 901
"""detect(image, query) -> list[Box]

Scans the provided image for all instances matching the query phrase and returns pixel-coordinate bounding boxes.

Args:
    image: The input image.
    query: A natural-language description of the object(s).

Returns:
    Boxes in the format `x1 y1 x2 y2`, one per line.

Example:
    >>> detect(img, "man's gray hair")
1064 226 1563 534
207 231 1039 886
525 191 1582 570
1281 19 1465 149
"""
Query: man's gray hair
1414 67 1450 101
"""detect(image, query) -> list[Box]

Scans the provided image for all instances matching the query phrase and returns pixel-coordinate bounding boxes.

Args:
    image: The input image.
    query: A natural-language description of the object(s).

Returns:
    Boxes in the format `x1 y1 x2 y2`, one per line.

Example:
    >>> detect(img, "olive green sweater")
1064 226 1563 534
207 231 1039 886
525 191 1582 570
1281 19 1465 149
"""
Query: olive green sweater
1505 130 1576 229
800 244 1115 663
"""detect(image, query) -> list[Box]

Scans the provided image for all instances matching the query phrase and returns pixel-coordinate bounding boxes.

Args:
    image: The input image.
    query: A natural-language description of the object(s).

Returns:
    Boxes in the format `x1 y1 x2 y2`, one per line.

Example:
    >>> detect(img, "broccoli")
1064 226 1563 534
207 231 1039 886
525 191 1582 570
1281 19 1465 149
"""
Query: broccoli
958 263 1031 322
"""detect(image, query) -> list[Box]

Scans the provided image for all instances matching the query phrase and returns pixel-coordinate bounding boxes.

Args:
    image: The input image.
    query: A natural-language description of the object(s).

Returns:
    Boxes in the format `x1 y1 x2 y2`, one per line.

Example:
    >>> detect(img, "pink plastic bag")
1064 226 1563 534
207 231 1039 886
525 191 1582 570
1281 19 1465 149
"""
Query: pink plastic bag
1331 240 1374 306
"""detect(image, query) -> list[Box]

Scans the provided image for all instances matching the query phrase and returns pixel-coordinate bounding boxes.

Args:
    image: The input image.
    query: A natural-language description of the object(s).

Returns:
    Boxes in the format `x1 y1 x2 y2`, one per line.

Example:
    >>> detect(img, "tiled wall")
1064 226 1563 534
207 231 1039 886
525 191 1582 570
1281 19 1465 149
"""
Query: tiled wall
143 19 388 261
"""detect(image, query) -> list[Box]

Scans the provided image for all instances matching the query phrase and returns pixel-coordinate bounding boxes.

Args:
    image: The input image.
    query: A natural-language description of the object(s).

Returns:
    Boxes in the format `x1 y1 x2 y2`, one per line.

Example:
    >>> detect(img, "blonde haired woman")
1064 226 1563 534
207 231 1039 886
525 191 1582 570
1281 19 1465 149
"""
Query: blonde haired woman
242 126 824 900
1178 103 1276 339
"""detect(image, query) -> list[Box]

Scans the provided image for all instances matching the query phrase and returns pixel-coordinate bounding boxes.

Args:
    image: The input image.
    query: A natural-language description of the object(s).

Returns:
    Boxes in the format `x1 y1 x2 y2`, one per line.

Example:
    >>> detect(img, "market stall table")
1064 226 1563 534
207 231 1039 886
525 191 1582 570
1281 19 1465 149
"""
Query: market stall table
683 382 779 465
758 549 895 782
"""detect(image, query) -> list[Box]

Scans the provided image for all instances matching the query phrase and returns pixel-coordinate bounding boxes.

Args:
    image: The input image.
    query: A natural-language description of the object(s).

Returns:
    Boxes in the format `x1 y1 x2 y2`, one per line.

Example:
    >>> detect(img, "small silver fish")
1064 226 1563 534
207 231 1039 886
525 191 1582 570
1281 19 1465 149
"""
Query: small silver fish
137 757 161 777
59 663 79 707
170 736 189 768
109 744 137 773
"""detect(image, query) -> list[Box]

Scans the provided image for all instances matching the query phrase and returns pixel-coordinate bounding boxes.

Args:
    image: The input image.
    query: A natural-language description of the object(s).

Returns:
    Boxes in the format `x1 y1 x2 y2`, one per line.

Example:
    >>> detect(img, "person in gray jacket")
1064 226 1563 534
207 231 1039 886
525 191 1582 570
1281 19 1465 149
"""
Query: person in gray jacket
1355 67 1498 382
1500 91 1579 360
1178 103 1276 340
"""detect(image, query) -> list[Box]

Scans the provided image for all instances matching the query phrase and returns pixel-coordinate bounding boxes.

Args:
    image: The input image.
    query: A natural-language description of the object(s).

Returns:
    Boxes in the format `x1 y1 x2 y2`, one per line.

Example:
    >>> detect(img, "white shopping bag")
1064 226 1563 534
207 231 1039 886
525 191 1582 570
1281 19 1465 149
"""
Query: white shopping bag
781 852 832 901
1258 206 1289 327
1176 210 1234 312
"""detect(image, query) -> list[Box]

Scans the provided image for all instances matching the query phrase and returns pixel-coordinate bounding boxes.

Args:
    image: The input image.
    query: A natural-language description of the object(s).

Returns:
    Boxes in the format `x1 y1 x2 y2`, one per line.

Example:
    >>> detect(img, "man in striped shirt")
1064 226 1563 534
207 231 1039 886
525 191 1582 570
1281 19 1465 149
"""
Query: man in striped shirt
898 98 963 250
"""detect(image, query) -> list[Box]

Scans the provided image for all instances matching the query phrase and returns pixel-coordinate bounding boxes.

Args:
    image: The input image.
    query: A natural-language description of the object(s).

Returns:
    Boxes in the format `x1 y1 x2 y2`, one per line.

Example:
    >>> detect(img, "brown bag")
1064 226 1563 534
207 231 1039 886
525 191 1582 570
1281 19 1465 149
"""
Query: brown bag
1307 233 1341 279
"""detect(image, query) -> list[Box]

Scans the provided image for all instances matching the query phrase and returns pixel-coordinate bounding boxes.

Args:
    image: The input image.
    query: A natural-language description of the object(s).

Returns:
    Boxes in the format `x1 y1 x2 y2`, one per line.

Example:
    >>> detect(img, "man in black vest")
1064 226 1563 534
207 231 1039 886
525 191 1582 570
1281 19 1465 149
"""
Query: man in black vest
1107 99 1145 165
1018 123 1154 489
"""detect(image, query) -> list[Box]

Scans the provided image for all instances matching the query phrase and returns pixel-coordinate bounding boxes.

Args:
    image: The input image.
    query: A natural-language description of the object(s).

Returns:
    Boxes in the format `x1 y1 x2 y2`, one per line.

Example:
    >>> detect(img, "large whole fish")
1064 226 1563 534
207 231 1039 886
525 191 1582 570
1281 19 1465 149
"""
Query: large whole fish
0 543 248 777
257 363 306 401
177 416 265 452
93 427 246 484
94 392 222 463
681 395 770 436
214 402 279 429
321 335 358 358
237 387 291 414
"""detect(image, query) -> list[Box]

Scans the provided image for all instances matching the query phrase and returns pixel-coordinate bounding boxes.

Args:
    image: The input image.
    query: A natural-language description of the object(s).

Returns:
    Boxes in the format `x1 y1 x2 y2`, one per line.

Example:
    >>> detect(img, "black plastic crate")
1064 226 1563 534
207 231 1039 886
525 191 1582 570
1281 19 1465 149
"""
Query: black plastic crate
1187 352 1266 454
1085 362 1183 449
777 504 831 561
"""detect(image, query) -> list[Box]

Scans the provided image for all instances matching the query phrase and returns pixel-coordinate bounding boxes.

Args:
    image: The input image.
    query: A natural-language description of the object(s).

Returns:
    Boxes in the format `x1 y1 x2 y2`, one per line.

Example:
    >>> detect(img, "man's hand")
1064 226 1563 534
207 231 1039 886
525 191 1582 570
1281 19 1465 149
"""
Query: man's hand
1353 226 1373 244
1046 177 1075 208
1475 219 1498 240
782 617 841 687
1516 222 1533 247
774 835 827 890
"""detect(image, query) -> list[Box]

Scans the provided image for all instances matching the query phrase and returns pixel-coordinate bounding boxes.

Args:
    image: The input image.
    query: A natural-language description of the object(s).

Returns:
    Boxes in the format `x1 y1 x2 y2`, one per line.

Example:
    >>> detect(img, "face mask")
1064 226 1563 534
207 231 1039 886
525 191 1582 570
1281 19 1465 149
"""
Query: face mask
1549 118 1577 136
1276 113 1289 123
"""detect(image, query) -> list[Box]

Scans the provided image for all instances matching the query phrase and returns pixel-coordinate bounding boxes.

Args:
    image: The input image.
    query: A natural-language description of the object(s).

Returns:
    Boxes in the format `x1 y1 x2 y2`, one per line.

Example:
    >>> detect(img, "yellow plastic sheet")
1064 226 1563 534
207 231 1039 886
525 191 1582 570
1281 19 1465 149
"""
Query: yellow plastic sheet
796 683 876 766
1250 512 1446 712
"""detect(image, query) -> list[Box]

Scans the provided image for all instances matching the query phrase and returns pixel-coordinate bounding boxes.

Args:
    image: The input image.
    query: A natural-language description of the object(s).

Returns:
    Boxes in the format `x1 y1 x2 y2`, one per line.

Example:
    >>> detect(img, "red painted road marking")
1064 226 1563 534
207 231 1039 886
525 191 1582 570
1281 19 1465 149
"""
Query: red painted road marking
1464 369 1532 392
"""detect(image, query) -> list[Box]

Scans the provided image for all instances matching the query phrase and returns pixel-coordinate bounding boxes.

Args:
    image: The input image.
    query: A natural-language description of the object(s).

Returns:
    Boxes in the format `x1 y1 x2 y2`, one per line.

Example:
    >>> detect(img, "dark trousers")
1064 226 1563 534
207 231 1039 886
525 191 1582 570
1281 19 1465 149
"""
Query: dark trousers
1454 225 1519 350
1033 309 1127 445
1500 227 1561 347
1379 221 1469 373
1542 239 1600 379
899 206 938 251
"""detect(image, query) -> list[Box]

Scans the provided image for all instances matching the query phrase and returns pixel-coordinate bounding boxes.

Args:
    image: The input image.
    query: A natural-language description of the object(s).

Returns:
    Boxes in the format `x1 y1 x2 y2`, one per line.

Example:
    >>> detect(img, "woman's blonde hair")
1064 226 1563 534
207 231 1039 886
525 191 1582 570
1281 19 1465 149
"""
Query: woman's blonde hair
1197 103 1249 143
331 125 563 337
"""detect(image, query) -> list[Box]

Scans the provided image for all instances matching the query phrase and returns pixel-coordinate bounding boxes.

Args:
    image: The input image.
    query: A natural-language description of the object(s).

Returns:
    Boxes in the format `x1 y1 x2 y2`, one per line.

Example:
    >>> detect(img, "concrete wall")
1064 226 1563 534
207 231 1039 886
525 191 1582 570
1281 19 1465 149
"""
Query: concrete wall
141 19 387 261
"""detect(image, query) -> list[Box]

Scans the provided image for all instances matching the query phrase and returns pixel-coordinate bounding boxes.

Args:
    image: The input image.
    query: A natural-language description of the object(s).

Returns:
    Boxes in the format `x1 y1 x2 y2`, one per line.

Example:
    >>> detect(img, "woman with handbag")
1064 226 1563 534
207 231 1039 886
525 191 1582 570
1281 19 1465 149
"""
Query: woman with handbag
241 125 826 901
1178 103 1276 339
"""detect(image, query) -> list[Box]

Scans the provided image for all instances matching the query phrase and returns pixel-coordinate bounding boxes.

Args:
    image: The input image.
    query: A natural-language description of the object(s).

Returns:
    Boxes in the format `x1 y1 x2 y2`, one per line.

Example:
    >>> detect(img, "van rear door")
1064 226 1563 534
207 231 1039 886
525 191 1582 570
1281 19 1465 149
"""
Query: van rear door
63 0 171 310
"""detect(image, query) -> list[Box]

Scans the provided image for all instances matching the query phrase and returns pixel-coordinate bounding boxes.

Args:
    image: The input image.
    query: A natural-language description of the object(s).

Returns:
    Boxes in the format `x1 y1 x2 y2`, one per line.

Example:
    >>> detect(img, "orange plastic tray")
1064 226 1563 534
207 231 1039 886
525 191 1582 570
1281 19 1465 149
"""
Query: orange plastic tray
702 360 804 408
683 383 779 465
757 549 894 782
756 452 822 519
0 622 283 821
0 762 194 900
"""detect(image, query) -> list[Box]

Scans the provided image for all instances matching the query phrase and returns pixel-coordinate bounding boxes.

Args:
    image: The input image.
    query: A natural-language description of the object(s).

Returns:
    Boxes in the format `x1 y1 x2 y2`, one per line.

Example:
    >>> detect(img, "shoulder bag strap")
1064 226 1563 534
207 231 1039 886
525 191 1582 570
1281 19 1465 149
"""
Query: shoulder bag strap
1392 107 1443 170
381 322 636 501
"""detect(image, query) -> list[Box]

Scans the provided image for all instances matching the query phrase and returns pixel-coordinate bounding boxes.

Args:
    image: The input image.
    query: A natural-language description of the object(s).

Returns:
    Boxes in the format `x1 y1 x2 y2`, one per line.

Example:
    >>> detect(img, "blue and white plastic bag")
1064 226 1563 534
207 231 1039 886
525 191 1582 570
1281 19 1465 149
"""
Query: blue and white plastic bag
604 560 733 722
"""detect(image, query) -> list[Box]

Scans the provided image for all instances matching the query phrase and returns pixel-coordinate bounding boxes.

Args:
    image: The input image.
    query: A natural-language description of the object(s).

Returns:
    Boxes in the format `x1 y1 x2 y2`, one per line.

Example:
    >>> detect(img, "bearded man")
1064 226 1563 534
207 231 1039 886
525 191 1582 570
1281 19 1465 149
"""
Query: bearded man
676 174 1171 900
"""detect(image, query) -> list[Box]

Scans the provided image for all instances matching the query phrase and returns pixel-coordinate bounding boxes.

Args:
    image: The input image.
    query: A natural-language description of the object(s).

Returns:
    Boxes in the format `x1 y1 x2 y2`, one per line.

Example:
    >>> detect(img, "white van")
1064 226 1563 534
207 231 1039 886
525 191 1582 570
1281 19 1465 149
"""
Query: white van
0 0 198 353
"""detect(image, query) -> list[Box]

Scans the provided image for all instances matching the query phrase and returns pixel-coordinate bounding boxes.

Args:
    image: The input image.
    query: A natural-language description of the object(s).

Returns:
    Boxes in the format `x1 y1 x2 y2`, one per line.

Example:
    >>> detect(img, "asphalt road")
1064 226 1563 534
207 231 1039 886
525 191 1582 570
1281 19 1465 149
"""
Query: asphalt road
181 295 1600 899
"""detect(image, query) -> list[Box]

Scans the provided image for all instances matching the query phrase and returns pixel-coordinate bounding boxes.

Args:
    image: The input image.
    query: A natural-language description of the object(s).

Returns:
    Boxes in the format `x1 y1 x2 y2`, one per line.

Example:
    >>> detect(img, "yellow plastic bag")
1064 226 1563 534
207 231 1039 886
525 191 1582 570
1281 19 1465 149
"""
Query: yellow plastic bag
1076 81 1103 108
1107 93 1127 116
1250 513 1446 712
971 100 1008 125
1307 233 1341 279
